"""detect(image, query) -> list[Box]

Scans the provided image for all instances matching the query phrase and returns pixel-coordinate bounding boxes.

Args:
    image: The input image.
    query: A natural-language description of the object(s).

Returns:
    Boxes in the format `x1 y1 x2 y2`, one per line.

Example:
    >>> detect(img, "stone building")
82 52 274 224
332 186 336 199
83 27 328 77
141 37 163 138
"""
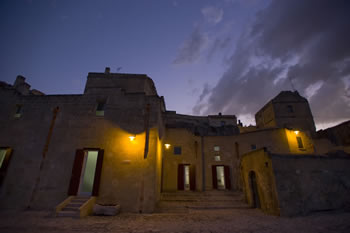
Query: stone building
0 68 349 216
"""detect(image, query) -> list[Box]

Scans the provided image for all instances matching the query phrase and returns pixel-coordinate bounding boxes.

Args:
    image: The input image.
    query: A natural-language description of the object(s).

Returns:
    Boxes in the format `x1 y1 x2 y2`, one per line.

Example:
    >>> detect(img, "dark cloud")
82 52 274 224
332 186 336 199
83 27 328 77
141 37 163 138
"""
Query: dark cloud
194 0 350 127
173 27 208 64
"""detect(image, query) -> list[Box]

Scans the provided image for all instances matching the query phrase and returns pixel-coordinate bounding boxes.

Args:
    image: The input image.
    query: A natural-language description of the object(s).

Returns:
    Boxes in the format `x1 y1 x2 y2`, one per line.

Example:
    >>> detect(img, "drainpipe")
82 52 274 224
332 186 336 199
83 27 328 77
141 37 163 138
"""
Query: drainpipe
28 106 59 208
201 136 205 191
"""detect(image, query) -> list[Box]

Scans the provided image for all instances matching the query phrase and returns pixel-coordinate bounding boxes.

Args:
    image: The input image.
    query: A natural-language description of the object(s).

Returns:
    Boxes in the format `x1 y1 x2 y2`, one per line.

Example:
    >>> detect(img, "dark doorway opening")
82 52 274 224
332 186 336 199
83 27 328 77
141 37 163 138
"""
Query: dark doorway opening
249 171 260 208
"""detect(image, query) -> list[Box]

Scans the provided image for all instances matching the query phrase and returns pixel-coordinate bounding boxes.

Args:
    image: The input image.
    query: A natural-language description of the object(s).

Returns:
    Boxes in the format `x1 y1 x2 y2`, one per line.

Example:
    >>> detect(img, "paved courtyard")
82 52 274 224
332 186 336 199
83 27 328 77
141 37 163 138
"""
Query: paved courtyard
1 208 350 233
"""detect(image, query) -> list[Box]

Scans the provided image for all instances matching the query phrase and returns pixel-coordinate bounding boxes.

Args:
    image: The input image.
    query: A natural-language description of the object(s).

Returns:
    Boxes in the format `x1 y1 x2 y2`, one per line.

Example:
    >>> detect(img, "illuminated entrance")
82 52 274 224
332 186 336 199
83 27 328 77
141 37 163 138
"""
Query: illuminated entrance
177 164 196 191
212 165 231 190
68 149 104 196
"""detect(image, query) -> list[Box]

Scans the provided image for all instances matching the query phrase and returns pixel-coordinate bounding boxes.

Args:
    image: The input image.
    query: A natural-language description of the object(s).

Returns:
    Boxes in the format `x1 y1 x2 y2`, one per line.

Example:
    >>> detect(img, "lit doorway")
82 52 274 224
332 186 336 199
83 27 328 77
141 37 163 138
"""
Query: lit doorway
68 149 104 196
178 164 196 191
78 150 98 196
184 165 190 191
216 166 225 189
212 165 231 190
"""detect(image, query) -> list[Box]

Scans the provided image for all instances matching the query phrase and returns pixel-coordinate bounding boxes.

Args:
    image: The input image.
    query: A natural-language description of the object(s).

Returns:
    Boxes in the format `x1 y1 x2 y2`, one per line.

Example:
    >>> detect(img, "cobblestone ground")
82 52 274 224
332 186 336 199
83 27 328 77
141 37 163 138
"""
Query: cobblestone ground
1 209 350 233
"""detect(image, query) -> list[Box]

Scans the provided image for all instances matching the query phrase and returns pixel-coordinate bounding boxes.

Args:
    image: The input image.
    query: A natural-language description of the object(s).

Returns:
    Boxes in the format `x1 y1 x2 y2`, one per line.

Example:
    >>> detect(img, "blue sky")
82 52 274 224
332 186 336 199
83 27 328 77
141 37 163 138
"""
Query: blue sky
1 0 349 130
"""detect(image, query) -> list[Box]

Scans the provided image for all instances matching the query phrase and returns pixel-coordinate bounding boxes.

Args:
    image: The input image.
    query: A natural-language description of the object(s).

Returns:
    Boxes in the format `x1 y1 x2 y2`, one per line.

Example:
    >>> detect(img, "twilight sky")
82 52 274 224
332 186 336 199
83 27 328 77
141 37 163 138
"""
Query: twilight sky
1 0 349 130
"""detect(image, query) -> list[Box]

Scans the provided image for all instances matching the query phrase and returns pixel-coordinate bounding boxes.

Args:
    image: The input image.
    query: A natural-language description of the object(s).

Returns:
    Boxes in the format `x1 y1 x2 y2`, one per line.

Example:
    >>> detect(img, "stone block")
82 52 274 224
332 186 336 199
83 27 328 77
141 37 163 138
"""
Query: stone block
93 204 121 216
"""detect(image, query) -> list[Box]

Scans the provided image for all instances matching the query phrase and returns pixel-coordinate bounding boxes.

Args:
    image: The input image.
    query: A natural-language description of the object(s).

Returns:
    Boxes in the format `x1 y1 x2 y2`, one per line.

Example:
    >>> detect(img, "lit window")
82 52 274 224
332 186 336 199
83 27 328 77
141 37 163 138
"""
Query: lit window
214 146 220 152
214 155 221 161
296 137 304 148
287 105 294 113
96 101 105 116
251 144 257 150
14 105 22 118
174 146 182 155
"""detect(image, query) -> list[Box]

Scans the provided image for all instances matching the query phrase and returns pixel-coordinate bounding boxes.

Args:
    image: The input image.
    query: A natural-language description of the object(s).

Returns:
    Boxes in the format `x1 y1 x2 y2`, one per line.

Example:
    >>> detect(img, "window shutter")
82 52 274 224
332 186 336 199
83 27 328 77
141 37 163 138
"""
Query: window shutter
212 165 218 189
224 166 231 190
92 149 104 196
190 165 196 191
67 149 84 195
177 164 184 190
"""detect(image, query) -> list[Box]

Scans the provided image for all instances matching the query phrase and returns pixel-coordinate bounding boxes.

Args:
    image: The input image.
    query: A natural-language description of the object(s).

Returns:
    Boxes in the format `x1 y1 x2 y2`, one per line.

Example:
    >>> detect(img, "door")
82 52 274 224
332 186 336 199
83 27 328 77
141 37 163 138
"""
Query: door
178 164 196 191
212 165 231 190
68 149 104 196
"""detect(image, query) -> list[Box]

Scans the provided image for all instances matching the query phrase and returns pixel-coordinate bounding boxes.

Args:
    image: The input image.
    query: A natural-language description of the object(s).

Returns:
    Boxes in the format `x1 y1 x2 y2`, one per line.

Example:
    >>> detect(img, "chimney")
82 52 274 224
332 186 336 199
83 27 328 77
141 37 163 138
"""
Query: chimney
105 67 110 74
218 112 222 116
14 75 26 87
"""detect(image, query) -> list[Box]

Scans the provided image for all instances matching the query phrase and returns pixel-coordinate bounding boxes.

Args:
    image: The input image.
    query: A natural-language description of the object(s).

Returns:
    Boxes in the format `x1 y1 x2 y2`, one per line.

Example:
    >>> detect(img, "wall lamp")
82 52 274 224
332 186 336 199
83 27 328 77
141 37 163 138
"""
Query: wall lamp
129 135 136 141
164 144 171 149
294 130 300 135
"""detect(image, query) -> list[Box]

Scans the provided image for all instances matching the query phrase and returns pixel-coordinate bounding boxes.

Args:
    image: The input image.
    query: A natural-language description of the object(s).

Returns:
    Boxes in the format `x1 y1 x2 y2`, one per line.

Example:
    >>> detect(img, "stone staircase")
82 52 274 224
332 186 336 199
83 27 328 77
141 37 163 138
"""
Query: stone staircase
56 196 91 217
156 190 249 213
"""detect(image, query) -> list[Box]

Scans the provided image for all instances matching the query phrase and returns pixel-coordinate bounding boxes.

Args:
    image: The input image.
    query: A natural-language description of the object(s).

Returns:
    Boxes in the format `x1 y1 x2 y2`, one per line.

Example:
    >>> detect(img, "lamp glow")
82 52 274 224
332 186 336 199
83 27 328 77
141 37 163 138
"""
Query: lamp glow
165 144 171 149
294 130 299 135
129 136 136 141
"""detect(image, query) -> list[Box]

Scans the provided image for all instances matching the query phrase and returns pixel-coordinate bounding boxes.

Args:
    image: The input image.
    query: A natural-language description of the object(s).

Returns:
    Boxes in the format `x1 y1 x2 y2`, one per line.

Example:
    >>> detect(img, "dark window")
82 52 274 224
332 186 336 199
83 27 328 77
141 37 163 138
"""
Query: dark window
174 146 182 155
287 105 294 113
14 105 22 118
296 137 304 148
251 144 257 150
220 121 226 126
96 101 105 116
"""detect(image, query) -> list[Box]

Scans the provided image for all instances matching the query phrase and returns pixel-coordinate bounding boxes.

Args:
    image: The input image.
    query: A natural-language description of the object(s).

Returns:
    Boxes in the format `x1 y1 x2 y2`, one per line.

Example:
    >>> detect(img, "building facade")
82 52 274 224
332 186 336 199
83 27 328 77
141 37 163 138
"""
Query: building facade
0 68 348 215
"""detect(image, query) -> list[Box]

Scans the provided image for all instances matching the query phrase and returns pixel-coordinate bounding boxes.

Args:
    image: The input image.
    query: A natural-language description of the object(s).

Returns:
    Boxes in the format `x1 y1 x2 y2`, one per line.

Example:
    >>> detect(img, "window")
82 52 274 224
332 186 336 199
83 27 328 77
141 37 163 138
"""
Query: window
287 105 294 113
220 121 226 126
14 105 22 118
214 155 221 161
214 146 220 152
174 146 182 155
251 144 257 150
296 137 304 148
96 101 105 116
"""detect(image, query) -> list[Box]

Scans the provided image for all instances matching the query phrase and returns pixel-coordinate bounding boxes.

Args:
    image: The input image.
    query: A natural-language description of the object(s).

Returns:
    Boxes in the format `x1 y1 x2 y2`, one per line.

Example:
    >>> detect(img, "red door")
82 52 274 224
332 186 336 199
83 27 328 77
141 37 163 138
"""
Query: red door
177 164 184 190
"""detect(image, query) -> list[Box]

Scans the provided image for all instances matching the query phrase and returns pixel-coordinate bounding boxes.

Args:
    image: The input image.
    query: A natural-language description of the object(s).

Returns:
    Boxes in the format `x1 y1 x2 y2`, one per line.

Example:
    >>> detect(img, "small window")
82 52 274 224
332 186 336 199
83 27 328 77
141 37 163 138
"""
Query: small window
296 137 304 148
251 144 257 150
214 155 221 161
14 105 22 118
174 146 182 155
287 105 294 113
96 101 105 116
214 146 220 152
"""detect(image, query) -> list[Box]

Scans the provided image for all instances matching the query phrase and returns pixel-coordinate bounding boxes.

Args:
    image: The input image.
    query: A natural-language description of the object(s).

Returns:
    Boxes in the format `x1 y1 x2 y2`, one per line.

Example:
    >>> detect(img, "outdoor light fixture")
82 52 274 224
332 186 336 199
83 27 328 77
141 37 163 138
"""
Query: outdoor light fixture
129 135 136 141
164 144 171 149
294 130 299 135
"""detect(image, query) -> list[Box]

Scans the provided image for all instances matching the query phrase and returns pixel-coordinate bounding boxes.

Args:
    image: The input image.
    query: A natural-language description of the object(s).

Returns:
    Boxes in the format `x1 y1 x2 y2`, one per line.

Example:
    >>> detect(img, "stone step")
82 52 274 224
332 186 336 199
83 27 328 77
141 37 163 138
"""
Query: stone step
56 210 80 217
66 202 82 208
62 207 79 211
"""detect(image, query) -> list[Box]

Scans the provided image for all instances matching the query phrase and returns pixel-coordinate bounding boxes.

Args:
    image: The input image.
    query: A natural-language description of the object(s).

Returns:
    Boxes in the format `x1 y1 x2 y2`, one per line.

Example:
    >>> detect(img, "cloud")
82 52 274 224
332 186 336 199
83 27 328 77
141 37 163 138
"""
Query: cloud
194 0 350 127
201 6 224 24
173 27 208 64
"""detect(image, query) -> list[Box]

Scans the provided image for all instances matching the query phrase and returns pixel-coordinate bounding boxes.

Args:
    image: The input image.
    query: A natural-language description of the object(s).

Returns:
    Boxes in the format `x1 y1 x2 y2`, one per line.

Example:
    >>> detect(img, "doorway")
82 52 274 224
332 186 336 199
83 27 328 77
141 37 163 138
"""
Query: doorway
178 164 196 191
78 150 98 196
212 165 231 190
68 149 104 196
249 171 260 208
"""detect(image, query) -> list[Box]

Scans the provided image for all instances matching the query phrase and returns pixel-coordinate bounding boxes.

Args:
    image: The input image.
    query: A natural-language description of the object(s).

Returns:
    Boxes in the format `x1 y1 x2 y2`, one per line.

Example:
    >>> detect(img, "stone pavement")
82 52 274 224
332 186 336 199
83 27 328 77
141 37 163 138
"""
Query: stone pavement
1 208 350 233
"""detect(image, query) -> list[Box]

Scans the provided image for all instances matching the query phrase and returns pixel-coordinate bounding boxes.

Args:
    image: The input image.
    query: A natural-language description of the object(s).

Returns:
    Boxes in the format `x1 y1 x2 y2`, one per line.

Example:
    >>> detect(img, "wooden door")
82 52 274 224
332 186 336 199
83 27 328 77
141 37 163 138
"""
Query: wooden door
189 165 196 191
224 166 231 190
177 164 184 190
212 165 218 189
